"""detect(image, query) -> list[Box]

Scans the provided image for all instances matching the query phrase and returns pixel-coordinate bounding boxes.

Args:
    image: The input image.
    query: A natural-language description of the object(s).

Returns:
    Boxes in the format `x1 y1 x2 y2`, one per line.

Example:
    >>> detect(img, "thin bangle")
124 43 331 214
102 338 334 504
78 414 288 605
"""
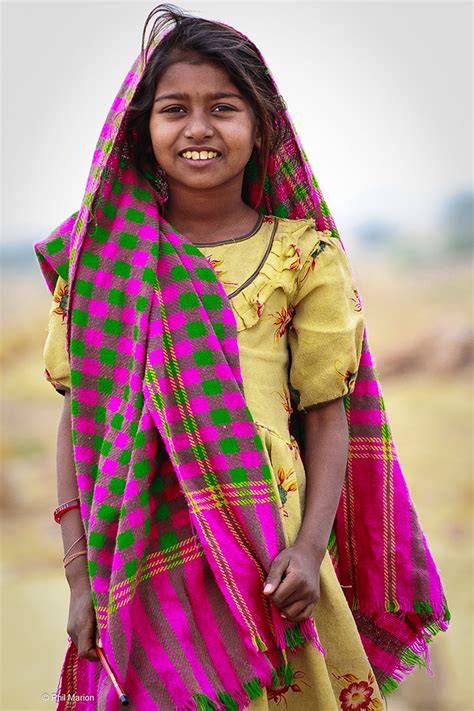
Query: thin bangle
63 533 86 561
54 498 80 524
64 550 88 568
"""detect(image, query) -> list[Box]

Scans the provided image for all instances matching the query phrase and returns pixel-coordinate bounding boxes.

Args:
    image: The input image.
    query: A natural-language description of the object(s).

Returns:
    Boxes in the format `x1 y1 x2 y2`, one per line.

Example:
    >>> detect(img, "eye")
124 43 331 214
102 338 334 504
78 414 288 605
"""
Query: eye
213 104 235 112
162 105 185 113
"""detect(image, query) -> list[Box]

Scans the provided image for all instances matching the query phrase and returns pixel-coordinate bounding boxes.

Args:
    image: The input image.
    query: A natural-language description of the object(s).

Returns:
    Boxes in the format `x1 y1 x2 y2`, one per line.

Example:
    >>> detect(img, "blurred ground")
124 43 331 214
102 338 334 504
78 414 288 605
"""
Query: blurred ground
1 254 472 710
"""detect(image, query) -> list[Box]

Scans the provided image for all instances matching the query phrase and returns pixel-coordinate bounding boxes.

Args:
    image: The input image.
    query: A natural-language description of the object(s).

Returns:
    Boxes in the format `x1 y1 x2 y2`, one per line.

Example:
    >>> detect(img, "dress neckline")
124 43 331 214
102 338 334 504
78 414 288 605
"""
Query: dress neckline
195 213 265 247
158 212 268 247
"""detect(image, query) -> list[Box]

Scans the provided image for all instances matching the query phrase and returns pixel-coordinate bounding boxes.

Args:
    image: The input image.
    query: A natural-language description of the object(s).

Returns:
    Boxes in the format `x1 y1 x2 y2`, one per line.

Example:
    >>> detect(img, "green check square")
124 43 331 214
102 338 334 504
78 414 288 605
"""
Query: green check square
95 406 107 423
212 323 225 339
103 202 117 219
91 225 108 243
89 531 106 548
156 503 170 521
202 379 222 396
82 251 100 269
98 377 113 394
119 233 138 250
97 504 118 521
114 261 131 278
230 467 248 484
70 338 84 357
46 237 64 255
133 460 150 478
171 265 187 281
136 295 148 312
126 208 145 224
194 350 213 366
124 560 138 578
187 321 206 338
180 293 199 310
111 412 124 428
104 318 121 336
76 279 93 298
202 294 221 310
100 348 117 366
211 409 231 425
221 437 239 454
72 309 88 327
117 530 134 549
160 532 178 550
109 477 126 495
70 369 82 386
108 288 125 306
195 267 216 282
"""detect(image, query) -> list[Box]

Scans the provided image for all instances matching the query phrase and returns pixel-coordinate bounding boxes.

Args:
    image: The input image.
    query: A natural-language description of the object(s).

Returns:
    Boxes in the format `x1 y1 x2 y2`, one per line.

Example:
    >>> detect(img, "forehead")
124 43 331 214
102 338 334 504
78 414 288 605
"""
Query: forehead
155 61 238 95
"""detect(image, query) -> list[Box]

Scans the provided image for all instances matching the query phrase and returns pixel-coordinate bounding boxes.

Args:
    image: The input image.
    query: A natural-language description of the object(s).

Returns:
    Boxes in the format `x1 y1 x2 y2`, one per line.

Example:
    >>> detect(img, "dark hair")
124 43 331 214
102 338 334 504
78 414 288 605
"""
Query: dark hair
124 3 290 208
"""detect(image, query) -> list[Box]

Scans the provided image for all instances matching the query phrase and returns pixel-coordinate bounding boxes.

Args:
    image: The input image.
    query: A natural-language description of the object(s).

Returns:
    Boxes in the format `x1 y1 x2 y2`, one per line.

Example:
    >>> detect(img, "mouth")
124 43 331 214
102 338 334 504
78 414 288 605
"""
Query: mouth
178 149 222 166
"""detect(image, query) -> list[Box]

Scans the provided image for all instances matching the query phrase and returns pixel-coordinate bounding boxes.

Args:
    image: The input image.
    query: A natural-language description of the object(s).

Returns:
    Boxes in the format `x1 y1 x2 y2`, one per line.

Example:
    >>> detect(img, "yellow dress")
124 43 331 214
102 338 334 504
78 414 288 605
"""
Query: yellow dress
42 214 387 711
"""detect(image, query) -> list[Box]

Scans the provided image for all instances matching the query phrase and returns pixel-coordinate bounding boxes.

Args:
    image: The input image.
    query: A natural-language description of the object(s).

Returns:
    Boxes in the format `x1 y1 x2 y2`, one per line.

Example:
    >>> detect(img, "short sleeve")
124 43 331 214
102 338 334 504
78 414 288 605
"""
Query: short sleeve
287 231 364 413
43 275 71 396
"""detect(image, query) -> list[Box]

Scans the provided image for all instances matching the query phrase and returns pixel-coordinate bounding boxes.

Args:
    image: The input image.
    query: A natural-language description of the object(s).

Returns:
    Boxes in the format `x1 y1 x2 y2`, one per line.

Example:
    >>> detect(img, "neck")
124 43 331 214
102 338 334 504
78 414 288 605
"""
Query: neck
162 180 258 242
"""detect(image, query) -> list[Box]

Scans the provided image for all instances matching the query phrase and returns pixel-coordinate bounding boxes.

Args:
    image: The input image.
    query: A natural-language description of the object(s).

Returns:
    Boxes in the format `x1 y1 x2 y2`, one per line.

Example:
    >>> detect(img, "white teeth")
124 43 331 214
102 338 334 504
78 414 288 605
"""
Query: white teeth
181 150 218 160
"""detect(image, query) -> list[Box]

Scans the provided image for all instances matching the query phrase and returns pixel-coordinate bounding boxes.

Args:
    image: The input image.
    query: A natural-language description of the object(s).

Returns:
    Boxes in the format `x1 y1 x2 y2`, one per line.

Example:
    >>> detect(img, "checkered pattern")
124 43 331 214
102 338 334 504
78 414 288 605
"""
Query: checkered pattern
34 23 449 711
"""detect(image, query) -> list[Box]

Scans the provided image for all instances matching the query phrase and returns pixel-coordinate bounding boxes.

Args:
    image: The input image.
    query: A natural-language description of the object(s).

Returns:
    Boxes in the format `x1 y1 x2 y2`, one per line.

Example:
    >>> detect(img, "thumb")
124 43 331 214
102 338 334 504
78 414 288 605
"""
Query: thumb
263 552 289 595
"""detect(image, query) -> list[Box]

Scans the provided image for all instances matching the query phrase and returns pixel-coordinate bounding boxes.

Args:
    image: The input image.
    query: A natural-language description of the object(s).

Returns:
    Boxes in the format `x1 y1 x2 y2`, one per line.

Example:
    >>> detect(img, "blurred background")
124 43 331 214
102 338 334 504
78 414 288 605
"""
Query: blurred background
1 1 472 709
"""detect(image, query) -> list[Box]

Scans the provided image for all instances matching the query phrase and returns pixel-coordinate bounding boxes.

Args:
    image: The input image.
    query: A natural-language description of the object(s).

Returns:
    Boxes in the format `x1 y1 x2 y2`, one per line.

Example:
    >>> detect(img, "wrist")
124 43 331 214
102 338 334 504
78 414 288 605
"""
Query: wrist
65 557 90 590
294 534 327 564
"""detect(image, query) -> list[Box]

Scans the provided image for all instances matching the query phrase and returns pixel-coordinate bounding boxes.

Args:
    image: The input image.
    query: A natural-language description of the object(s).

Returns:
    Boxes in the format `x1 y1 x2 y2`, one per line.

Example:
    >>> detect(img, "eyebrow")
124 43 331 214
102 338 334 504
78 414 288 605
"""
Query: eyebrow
154 91 244 103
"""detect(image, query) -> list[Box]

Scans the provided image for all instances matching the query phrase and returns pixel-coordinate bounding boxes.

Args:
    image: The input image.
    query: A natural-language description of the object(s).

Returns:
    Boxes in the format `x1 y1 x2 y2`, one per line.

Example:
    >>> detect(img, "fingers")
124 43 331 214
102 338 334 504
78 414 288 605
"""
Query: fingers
263 552 290 597
77 623 100 662
281 601 315 624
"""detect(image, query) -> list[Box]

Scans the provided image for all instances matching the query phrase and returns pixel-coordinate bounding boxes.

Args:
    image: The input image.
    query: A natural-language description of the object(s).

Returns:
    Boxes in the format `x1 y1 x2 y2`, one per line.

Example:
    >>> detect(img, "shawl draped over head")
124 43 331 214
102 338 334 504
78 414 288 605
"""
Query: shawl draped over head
34 20 450 711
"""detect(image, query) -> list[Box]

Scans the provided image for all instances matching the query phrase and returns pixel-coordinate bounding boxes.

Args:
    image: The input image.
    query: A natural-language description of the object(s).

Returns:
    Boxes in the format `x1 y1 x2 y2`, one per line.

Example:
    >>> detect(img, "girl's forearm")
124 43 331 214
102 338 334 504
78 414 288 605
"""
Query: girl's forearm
57 390 89 588
295 397 349 562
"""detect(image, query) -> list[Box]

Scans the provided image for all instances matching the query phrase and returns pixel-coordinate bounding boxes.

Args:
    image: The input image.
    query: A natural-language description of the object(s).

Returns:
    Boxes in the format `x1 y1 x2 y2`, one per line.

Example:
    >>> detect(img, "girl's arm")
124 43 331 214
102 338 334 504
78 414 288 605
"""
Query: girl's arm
57 389 89 587
57 390 100 662
294 396 349 564
262 396 348 619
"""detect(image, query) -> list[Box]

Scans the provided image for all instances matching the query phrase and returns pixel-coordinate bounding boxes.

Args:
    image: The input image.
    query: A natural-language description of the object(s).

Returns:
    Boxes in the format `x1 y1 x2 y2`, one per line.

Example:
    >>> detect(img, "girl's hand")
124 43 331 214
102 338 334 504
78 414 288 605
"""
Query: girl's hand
67 580 101 662
262 541 322 623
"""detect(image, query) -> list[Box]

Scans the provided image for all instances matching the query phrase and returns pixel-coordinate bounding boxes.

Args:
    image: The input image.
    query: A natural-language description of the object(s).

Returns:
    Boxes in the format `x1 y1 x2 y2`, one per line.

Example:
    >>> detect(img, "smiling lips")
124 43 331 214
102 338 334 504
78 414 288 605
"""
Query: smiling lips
179 149 220 161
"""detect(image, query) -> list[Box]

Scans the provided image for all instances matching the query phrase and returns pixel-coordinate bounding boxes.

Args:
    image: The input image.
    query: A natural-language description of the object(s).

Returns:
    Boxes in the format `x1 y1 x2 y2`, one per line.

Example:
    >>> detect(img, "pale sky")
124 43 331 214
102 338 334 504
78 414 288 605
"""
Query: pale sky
1 1 472 246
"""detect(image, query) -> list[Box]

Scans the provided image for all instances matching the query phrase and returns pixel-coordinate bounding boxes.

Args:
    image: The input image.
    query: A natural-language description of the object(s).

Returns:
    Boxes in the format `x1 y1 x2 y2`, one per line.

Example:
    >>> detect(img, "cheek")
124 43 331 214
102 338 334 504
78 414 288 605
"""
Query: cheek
149 118 174 149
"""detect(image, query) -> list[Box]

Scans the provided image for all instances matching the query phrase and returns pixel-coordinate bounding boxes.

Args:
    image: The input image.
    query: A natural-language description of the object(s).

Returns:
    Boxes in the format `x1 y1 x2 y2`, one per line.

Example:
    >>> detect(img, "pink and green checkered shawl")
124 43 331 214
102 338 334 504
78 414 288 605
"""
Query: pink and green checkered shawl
34 26 450 711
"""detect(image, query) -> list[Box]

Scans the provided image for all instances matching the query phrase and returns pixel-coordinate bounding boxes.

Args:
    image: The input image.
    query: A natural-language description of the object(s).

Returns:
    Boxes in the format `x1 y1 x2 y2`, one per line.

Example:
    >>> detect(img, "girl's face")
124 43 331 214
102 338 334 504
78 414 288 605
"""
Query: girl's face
149 60 261 196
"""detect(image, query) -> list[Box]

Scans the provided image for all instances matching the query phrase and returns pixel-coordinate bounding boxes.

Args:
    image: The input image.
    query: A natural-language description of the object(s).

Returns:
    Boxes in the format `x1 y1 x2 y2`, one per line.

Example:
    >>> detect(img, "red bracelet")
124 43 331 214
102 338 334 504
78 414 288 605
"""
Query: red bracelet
54 498 80 523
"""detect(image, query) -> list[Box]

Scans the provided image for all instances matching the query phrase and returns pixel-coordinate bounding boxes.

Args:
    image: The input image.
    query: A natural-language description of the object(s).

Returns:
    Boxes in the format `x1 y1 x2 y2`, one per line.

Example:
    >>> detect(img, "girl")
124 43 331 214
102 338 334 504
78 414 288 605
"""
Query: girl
35 5 450 710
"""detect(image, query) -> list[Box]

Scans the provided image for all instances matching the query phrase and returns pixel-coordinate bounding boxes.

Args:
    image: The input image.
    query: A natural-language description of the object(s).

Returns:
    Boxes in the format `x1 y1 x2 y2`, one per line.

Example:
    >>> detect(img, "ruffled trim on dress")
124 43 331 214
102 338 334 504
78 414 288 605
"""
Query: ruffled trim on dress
231 217 333 332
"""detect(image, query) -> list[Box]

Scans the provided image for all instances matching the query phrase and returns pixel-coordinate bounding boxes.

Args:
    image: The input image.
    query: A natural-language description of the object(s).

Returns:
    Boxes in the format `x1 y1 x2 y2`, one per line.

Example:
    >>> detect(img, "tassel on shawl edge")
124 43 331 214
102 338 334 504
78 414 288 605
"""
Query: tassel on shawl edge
379 613 450 697
175 659 300 711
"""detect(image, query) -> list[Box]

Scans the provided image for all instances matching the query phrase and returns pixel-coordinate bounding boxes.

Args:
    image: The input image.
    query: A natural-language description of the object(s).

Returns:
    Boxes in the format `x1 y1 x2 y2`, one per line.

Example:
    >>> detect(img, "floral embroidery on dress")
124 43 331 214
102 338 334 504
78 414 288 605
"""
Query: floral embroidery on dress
351 287 362 312
299 239 328 285
286 435 300 461
262 215 275 224
332 669 383 710
276 465 298 516
334 360 358 394
204 255 239 290
53 280 69 324
271 305 295 341
267 663 311 706
287 243 302 271
278 388 293 421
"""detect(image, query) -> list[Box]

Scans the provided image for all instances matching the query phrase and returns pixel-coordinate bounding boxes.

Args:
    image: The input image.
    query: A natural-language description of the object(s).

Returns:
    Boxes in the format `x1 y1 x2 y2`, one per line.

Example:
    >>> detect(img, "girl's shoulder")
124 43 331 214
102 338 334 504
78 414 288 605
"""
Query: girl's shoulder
264 214 334 255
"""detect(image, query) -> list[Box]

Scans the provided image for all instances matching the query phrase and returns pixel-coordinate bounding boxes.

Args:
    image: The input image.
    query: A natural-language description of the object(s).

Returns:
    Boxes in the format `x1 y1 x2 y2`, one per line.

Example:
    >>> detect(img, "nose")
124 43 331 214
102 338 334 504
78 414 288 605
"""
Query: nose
183 109 214 140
